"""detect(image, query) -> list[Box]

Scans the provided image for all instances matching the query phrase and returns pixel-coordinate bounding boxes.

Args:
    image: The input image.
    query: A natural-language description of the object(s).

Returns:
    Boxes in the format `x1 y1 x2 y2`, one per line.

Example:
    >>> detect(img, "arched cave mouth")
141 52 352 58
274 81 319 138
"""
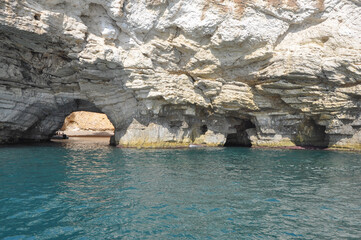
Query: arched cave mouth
18 99 115 145
224 119 255 147
52 111 115 141
293 119 329 149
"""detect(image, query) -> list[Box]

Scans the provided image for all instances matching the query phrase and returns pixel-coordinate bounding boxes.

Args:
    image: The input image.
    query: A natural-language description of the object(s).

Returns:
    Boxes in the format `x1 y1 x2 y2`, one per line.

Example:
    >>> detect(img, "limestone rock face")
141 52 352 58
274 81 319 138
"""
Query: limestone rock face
0 0 360 149
60 111 114 136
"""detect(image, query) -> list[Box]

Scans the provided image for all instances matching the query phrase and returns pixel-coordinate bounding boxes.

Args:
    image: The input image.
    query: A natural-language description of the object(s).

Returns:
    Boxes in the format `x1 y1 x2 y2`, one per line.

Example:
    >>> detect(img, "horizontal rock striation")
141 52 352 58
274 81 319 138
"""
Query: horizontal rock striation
0 0 360 149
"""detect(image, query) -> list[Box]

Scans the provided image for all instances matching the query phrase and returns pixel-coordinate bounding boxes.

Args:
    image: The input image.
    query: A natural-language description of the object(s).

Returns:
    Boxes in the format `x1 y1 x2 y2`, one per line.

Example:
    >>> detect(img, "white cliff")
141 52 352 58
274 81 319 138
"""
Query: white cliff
0 0 360 149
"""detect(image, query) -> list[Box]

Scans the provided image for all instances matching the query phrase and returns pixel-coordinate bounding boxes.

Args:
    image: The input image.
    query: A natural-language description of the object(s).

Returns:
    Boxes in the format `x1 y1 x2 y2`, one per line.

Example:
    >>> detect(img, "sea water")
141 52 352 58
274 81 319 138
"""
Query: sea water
1 139 361 239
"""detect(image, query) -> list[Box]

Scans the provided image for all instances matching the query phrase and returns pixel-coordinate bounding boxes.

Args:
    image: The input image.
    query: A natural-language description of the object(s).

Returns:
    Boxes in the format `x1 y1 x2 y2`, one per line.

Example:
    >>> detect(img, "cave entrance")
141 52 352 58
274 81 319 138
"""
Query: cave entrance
16 99 116 145
224 119 255 147
293 118 329 148
52 111 115 142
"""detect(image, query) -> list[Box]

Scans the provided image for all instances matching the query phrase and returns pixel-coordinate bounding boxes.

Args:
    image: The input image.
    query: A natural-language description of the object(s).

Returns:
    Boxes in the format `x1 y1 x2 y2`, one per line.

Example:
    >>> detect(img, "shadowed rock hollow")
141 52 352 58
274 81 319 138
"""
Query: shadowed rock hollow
0 0 360 149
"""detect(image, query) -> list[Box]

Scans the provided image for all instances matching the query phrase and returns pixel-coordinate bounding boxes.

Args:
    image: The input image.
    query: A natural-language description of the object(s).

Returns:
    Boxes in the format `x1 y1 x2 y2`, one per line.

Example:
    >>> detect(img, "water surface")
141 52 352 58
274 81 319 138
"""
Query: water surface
1 140 361 239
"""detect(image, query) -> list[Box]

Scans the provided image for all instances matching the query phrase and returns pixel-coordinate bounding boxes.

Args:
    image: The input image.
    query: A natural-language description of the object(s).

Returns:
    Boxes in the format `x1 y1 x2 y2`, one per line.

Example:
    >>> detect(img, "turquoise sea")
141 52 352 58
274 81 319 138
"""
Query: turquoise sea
1 138 361 239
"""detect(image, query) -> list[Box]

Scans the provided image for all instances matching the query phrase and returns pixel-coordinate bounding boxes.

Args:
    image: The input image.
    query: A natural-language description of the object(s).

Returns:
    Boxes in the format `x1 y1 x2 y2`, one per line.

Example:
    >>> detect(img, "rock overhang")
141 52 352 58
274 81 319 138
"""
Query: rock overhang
0 0 360 149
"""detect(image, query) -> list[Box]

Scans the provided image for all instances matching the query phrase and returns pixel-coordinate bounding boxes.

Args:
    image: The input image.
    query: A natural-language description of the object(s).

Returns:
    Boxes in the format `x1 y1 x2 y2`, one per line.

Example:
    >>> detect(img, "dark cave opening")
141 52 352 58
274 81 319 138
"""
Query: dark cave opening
224 119 255 147
34 14 41 21
200 124 208 134
294 119 329 148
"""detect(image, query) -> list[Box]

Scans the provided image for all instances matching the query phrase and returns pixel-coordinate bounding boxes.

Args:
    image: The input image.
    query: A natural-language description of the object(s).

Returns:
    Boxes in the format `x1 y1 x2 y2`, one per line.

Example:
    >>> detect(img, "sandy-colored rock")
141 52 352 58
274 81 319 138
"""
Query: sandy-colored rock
59 111 114 136
0 0 360 149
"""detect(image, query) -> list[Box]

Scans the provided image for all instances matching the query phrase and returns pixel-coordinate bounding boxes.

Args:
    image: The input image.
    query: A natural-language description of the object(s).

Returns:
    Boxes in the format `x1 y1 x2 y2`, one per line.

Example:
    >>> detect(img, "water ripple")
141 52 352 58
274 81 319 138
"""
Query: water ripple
1 144 361 239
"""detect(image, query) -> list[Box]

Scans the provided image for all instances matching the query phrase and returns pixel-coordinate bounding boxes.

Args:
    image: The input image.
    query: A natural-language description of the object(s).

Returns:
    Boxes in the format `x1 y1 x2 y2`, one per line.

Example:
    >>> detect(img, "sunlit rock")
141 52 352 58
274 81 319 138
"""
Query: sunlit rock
0 0 360 149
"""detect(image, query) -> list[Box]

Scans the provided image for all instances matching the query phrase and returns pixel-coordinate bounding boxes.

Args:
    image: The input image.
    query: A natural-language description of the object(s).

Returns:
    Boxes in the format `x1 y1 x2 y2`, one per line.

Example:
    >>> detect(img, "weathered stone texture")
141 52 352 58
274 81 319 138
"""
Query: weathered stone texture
60 111 114 136
0 0 360 149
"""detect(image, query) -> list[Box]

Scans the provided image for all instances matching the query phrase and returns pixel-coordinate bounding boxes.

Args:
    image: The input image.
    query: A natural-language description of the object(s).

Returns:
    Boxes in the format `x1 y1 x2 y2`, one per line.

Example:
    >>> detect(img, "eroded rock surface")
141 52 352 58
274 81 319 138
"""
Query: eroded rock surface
0 0 360 149
60 111 114 136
